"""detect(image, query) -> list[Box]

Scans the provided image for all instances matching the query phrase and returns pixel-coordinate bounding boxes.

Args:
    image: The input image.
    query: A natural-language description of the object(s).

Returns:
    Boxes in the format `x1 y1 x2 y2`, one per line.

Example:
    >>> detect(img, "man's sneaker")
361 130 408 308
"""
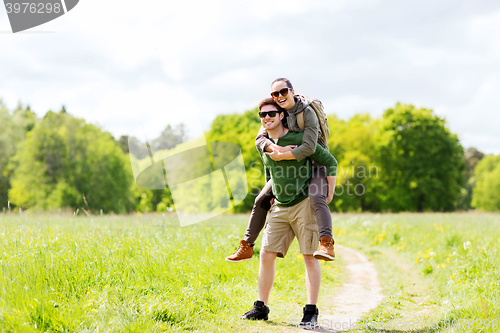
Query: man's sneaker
240 300 269 320
300 304 319 328
225 240 254 262
313 236 335 261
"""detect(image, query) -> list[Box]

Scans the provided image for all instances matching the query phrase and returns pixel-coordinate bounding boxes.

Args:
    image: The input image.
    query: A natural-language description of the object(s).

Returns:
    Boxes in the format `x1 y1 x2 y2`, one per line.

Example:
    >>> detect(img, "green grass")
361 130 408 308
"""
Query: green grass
332 212 500 332
0 213 342 332
3 212 499 332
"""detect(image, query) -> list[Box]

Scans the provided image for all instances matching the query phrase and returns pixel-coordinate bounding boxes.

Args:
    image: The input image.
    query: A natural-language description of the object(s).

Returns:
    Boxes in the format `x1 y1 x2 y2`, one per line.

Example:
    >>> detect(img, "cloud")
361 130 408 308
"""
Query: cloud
1 0 500 154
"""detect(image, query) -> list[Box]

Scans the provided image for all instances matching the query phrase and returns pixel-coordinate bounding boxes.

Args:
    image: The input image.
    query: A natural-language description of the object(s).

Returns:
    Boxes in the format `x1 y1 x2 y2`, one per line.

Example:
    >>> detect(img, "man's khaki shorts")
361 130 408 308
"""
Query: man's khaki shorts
261 197 319 258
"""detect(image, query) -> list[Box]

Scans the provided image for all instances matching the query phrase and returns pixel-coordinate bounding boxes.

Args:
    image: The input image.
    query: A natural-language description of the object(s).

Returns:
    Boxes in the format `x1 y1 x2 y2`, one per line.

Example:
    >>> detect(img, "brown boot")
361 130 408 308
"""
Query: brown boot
313 237 335 261
225 240 254 262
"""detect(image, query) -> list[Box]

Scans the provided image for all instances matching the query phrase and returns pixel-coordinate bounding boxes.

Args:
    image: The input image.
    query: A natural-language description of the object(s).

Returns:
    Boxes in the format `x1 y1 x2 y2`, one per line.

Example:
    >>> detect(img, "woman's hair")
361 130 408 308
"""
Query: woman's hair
271 78 294 90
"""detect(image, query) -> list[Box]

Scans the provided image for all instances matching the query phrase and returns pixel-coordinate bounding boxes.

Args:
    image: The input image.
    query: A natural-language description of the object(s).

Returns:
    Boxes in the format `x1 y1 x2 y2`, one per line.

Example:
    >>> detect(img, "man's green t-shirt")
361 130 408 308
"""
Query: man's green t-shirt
257 130 338 207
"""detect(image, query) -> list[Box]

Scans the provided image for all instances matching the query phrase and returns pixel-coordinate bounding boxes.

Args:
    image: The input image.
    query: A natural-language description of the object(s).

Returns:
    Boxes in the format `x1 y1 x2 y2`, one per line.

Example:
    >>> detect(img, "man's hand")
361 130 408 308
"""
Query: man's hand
326 176 336 204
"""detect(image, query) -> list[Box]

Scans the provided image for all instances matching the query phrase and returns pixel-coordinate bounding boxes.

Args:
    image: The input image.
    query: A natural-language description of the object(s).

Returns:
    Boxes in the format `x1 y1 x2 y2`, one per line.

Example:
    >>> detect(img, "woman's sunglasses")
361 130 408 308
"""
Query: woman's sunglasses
259 110 281 118
271 88 290 98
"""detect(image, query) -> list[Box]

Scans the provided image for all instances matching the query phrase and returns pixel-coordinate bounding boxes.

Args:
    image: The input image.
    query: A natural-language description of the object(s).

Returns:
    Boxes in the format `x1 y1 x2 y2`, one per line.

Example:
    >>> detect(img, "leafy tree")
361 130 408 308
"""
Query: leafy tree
0 101 38 208
472 155 500 211
457 147 485 210
464 148 485 179
327 114 348 162
119 124 187 156
151 123 187 151
377 103 464 212
1 98 471 214
125 124 188 213
327 114 382 212
8 109 134 213
134 187 174 213
117 136 175 213
117 135 130 154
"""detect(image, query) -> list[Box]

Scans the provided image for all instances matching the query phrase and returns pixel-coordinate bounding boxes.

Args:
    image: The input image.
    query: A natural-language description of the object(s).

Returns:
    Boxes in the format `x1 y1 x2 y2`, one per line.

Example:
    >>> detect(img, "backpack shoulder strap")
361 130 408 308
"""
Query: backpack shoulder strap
296 111 305 130
309 99 329 146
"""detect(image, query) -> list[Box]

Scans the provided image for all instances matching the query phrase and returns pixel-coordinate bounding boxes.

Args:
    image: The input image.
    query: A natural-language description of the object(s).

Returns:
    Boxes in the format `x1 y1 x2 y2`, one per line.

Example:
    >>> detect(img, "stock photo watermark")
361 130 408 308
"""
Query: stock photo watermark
129 117 249 227
3 0 79 33
290 318 499 331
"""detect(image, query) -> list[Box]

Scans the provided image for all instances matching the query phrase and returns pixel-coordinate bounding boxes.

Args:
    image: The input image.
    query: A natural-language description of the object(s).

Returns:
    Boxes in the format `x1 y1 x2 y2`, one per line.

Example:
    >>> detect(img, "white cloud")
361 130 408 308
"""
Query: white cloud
467 9 500 54
1 0 500 156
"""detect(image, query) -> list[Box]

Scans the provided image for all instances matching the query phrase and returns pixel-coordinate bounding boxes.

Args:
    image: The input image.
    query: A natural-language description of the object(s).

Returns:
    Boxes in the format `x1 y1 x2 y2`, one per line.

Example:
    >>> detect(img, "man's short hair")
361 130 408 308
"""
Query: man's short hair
259 97 279 111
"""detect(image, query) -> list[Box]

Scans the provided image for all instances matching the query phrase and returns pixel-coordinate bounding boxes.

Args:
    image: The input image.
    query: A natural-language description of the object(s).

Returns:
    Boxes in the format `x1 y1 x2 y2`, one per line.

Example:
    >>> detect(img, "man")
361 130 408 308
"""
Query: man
240 98 337 326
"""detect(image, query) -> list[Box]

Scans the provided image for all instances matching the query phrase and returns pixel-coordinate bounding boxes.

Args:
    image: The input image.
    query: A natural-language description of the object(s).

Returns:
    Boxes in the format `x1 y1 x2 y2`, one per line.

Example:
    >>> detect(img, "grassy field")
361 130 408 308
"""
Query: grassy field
332 213 500 332
0 213 342 332
0 212 499 332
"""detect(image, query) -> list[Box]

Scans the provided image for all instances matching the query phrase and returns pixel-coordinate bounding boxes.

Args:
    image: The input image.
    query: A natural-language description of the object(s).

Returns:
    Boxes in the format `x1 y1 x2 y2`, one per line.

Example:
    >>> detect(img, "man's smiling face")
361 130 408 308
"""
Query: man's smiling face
260 104 282 131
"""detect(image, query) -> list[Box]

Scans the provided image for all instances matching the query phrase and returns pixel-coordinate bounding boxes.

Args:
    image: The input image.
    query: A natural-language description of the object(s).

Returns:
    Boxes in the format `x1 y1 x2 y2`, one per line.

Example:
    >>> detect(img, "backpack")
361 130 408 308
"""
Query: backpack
295 99 330 147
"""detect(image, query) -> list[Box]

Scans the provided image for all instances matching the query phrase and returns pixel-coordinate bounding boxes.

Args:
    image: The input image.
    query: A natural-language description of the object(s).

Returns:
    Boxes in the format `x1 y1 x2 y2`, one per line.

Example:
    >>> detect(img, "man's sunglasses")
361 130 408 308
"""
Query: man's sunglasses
259 110 281 118
271 88 291 98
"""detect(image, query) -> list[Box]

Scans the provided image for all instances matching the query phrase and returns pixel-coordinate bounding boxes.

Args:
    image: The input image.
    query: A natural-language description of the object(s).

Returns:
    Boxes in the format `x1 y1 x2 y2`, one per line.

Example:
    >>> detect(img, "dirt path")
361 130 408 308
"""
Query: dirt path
312 245 384 332
272 245 385 333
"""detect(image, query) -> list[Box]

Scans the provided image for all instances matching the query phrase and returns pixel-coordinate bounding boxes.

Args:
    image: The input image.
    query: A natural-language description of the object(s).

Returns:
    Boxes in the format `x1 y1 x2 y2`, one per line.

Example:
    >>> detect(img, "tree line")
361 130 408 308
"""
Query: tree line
1 99 498 213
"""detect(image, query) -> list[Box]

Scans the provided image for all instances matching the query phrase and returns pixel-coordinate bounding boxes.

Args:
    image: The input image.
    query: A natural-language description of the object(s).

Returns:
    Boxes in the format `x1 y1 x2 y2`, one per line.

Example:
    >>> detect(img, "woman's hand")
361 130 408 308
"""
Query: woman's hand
326 190 334 204
326 176 336 204
268 144 296 153
265 149 284 161
280 145 297 152
265 146 297 161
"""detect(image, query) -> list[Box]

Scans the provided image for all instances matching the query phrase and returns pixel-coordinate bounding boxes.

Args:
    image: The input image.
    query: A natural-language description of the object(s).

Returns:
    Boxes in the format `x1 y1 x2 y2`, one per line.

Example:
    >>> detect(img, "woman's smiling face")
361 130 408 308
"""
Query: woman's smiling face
271 80 295 110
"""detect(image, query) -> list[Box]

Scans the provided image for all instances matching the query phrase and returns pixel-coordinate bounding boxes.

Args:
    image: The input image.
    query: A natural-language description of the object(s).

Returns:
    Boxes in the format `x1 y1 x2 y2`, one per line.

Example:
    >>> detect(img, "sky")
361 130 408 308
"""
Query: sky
1 0 500 154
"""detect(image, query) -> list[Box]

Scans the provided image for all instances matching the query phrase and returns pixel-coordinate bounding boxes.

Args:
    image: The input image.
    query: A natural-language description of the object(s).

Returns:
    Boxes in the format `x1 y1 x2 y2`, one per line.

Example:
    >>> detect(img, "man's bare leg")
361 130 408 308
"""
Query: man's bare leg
303 254 321 304
258 250 278 305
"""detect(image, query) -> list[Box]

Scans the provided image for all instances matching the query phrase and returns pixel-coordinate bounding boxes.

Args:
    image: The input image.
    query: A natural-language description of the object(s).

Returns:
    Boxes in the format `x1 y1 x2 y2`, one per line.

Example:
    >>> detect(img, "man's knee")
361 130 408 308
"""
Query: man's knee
303 254 320 267
303 254 314 261
261 250 277 263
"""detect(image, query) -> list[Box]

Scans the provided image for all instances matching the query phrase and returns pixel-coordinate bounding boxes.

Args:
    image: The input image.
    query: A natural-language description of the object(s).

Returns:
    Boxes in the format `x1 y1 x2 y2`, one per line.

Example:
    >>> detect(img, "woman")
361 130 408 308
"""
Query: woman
226 78 336 262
